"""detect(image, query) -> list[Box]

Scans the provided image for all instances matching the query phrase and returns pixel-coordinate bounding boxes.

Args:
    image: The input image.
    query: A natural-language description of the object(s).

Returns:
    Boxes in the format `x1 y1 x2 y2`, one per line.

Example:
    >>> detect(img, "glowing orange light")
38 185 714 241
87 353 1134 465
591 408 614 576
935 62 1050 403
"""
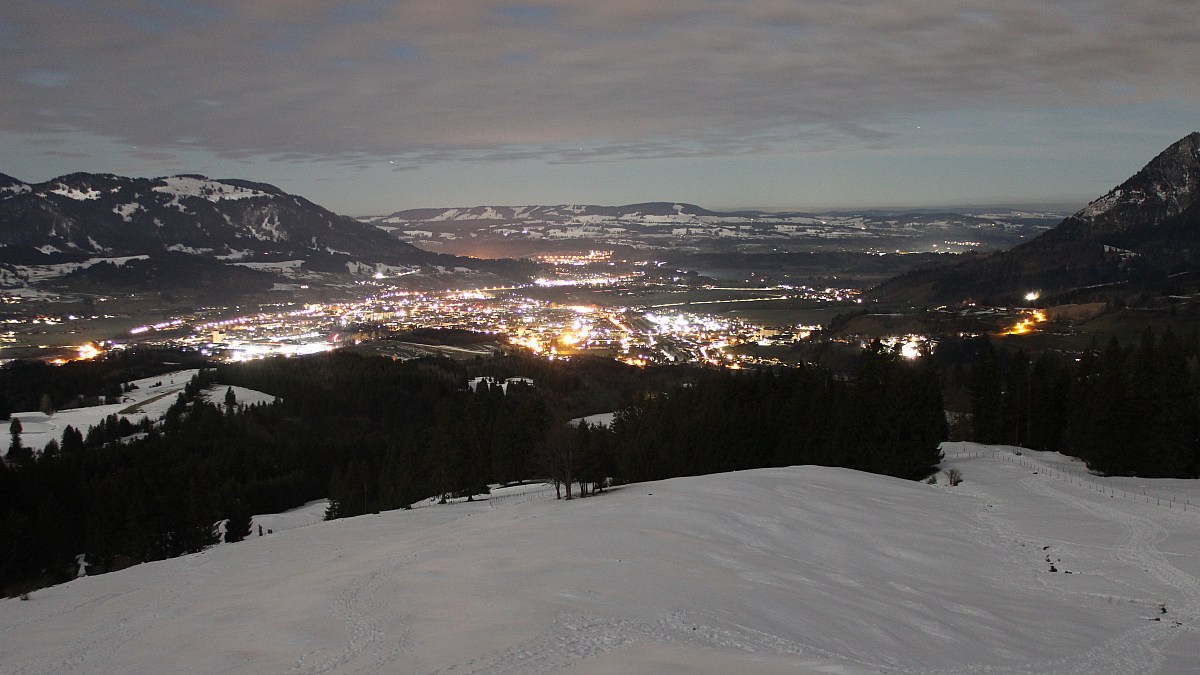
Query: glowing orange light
77 343 101 360
1002 310 1047 336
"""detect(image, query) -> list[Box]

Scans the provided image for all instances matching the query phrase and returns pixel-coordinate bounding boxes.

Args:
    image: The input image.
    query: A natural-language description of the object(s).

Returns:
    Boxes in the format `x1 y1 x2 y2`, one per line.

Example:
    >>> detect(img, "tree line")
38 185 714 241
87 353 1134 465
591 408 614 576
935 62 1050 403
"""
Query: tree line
963 329 1200 477
1 345 947 596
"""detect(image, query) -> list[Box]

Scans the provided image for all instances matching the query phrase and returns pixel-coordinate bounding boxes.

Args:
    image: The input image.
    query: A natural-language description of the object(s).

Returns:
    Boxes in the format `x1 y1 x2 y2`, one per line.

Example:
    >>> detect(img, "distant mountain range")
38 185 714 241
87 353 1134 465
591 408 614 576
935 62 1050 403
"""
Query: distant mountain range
0 173 542 297
363 202 1061 258
10 149 1181 306
871 132 1200 305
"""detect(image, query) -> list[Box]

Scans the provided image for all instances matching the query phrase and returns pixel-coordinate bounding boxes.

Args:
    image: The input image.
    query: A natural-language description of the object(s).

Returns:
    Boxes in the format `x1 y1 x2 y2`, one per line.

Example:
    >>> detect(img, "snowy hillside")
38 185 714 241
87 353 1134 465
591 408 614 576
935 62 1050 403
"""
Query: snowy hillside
2 443 1199 673
0 172 429 264
8 369 276 452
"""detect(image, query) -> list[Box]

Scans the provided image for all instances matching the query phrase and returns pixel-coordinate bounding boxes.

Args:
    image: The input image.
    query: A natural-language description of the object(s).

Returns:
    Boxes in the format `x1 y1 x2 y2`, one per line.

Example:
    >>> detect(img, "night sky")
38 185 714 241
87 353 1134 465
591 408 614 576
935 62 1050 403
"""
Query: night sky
2 1 1196 215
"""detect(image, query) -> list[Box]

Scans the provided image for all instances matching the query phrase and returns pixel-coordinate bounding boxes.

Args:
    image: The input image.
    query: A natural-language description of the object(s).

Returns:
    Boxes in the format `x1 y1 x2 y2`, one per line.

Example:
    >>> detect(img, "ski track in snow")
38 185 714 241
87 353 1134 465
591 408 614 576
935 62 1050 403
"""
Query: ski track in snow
289 560 407 674
15 553 205 675
448 452 1200 675
4 449 1199 674
929 450 1198 675
435 608 882 674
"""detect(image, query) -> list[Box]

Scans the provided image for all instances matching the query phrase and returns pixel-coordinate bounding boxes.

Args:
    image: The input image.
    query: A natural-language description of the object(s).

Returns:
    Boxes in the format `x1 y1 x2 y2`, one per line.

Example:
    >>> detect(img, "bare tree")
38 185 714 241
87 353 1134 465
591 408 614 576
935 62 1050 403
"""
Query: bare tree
540 424 578 500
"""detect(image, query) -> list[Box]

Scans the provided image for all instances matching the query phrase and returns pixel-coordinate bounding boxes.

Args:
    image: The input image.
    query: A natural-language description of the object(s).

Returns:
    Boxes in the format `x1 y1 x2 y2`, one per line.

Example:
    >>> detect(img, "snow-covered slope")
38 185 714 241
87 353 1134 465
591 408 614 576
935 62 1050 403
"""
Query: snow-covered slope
1075 132 1200 227
0 172 429 263
9 370 276 451
0 173 31 199
2 443 1198 673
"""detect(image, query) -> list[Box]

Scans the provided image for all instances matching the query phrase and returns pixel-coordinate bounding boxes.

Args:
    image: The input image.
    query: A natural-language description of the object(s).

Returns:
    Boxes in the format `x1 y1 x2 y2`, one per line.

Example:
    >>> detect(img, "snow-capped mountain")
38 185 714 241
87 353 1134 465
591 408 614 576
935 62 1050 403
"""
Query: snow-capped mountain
0 173 427 263
871 132 1200 305
1070 131 1200 236
0 173 31 199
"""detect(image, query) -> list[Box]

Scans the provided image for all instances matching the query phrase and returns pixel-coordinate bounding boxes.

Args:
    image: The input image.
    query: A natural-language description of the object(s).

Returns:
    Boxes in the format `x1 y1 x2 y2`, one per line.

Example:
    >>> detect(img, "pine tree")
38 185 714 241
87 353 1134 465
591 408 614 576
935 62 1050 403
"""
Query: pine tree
1152 328 1195 477
60 426 85 455
224 499 252 543
1069 338 1131 474
969 340 1004 444
1027 353 1069 452
7 418 31 466
1001 350 1030 447
224 387 237 416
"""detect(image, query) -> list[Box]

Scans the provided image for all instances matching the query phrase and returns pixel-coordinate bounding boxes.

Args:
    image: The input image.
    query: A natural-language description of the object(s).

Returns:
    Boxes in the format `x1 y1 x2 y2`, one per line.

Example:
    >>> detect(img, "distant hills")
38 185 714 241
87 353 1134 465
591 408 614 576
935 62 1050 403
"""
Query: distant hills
9 151 1177 304
363 202 1059 258
0 173 536 297
0 173 428 264
871 132 1200 305
375 202 724 223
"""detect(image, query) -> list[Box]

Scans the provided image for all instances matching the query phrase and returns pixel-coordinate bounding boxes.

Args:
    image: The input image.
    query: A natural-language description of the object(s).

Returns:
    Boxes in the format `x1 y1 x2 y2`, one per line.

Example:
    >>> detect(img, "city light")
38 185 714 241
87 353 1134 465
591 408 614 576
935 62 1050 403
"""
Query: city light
1003 309 1047 335
10 251 872 369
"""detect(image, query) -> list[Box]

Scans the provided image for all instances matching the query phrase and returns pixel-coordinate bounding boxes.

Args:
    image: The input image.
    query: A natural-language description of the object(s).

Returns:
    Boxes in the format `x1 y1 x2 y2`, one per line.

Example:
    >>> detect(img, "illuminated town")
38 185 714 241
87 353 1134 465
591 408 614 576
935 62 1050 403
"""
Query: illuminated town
126 281 814 368
0 257 1061 370
1 256 879 368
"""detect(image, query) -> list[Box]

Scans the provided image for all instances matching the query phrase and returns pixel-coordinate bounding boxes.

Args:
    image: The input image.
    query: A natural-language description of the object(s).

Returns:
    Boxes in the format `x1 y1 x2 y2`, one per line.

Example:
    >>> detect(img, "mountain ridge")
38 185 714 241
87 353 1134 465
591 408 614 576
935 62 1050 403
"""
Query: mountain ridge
0 172 429 264
870 132 1200 305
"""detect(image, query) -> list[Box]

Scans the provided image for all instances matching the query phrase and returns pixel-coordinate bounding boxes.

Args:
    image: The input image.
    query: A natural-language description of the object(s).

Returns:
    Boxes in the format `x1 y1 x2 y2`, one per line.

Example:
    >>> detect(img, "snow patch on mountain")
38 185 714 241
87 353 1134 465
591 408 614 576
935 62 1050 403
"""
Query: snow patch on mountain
112 203 143 222
0 183 31 199
153 176 270 201
1076 132 1200 223
8 255 150 285
250 215 284 241
49 185 101 201
166 244 213 255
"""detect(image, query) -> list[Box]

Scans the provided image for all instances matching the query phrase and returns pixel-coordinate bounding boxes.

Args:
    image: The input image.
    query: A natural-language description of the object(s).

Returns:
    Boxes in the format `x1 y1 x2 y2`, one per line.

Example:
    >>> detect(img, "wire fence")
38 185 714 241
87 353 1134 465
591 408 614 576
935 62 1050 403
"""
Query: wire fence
949 448 1197 515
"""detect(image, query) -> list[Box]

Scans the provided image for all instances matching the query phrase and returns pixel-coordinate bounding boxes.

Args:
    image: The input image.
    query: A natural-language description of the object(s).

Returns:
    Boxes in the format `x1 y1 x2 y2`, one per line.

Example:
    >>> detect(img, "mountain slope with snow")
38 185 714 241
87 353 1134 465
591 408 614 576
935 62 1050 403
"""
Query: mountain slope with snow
2 443 1198 673
0 173 429 263
871 132 1200 304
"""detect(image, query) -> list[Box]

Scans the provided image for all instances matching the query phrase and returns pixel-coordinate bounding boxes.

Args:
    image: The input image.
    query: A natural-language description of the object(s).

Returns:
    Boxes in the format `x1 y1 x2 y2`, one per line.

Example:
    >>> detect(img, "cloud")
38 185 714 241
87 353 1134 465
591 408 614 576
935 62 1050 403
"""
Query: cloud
1 0 1197 168
18 69 73 88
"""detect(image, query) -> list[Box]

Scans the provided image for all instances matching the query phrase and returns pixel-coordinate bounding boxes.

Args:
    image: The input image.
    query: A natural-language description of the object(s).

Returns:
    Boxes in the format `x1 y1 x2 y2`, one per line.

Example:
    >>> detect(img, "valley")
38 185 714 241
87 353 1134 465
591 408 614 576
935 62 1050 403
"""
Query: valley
4 1 1197 671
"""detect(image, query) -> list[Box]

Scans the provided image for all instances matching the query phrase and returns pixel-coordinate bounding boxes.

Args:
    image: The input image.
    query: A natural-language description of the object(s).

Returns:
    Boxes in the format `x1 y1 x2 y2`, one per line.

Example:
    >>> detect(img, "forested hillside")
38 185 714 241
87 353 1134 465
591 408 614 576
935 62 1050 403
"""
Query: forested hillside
960 329 1200 478
1 348 946 596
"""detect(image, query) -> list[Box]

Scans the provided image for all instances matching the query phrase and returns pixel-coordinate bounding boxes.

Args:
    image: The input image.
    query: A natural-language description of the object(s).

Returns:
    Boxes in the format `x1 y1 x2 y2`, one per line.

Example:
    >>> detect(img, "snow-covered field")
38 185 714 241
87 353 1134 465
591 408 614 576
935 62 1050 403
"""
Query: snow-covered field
10 369 276 451
2 443 1199 673
570 411 616 428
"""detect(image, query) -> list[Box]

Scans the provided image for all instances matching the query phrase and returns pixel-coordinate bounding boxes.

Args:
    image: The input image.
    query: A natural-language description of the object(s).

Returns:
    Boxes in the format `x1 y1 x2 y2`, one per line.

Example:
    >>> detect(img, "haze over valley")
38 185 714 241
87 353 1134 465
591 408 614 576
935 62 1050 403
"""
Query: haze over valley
4 1 1200 672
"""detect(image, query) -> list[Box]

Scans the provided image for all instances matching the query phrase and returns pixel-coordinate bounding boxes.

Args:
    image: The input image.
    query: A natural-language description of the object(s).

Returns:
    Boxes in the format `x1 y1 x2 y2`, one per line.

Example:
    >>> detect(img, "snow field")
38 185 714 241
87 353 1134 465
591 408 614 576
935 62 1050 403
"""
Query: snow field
9 370 276 451
3 443 1198 673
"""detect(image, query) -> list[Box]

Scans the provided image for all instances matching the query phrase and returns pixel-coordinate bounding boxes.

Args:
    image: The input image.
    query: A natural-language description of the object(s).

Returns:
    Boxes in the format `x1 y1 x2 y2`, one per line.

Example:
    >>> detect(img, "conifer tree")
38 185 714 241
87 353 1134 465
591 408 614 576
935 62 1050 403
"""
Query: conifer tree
1001 350 1030 447
224 387 237 416
969 340 1004 444
224 499 252 543
1027 353 1069 452
60 426 84 455
7 418 31 466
